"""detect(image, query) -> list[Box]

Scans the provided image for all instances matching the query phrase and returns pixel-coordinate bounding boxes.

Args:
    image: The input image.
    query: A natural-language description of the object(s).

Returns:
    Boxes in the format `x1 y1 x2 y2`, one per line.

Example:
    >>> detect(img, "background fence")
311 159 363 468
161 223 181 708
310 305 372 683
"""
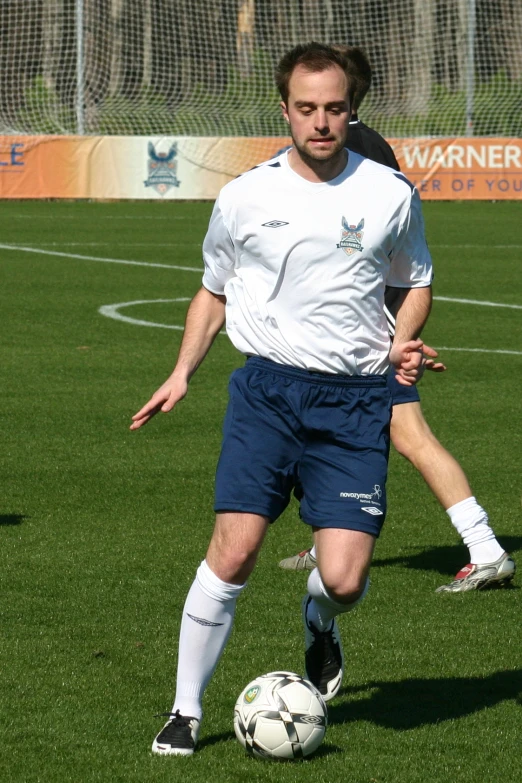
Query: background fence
1 0 521 141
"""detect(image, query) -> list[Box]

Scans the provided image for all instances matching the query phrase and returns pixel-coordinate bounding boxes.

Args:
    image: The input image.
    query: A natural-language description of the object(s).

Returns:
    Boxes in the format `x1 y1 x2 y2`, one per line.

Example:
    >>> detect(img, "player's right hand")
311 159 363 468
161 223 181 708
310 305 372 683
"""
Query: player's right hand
130 375 188 430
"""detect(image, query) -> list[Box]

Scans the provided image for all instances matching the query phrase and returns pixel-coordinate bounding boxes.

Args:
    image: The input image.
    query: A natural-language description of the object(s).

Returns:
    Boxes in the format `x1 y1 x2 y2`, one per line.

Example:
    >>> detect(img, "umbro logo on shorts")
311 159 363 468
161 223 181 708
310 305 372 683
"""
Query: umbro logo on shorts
361 506 383 516
262 220 289 228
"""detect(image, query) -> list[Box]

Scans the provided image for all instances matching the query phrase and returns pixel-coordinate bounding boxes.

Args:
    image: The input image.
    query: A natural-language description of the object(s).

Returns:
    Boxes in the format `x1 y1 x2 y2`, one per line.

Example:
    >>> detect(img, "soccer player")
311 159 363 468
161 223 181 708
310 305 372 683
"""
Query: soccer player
278 46 516 593
132 42 435 755
342 46 401 170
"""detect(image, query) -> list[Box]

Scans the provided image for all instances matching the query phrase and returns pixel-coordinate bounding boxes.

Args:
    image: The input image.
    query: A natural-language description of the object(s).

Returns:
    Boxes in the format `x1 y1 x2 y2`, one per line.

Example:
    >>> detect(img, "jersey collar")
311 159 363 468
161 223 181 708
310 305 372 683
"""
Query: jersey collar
280 148 355 191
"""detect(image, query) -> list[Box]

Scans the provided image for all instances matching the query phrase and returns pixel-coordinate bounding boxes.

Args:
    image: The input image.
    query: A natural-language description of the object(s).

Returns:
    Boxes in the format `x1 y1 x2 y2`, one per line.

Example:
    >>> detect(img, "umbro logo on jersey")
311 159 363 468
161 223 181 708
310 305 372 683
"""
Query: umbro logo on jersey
361 506 383 516
262 220 289 228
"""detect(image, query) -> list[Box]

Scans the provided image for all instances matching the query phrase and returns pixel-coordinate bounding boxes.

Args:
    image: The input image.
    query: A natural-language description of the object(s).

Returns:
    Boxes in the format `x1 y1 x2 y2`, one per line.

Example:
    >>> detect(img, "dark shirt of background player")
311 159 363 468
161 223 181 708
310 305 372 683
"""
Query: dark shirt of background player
346 117 399 171
337 45 400 171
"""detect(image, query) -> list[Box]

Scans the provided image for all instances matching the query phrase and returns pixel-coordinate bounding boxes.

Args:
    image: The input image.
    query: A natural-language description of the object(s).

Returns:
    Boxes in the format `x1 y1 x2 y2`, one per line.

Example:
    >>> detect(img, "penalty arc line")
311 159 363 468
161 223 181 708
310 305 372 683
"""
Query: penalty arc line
3 243 522 312
99 299 191 331
3 241 519 352
98 299 522 356
99 298 227 335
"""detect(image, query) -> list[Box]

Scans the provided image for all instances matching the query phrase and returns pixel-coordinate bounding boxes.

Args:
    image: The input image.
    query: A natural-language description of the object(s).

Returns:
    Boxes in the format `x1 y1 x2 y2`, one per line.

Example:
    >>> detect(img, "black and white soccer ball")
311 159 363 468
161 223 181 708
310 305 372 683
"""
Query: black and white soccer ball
234 671 327 760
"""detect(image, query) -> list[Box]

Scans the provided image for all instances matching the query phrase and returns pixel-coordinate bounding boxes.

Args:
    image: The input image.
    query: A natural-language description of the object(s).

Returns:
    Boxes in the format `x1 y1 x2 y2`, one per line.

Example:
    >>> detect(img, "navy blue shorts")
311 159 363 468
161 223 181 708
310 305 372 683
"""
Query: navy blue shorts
214 357 392 537
387 373 420 405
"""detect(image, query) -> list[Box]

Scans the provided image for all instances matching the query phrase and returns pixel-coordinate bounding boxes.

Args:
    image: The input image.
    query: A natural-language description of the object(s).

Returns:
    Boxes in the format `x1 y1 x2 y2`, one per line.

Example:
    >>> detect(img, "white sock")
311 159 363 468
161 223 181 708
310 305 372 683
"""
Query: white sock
446 497 504 565
171 560 246 720
306 568 369 631
310 545 317 559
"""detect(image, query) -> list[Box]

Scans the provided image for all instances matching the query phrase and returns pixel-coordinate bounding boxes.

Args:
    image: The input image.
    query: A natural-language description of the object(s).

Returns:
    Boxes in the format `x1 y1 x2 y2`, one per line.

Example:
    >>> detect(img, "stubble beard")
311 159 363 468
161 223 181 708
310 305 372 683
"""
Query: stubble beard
291 134 346 170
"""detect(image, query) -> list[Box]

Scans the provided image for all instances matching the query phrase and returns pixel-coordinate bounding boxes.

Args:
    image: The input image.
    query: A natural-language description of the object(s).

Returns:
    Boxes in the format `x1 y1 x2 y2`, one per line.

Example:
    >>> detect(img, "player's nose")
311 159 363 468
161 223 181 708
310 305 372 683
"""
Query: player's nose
314 109 329 131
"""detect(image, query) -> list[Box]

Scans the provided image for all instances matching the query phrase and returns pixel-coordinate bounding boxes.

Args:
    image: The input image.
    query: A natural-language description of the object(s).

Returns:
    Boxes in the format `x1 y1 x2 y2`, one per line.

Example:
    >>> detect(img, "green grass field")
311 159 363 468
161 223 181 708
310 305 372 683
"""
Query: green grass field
1 200 521 783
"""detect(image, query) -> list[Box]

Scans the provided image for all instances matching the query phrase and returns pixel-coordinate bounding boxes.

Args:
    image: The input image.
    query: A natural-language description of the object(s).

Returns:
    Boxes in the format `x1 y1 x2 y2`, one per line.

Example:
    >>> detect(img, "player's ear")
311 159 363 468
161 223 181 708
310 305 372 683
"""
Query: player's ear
280 101 290 124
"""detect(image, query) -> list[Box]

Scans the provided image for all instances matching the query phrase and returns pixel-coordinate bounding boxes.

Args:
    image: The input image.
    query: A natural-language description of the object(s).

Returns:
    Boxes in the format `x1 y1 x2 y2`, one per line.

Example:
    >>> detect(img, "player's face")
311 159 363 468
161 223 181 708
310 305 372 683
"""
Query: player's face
281 64 351 164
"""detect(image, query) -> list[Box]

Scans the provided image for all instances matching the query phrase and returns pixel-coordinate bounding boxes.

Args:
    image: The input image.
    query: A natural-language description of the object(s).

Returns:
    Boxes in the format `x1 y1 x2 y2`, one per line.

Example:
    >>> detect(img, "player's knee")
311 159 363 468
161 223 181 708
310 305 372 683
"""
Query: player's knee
391 430 417 460
210 549 257 584
320 569 367 605
391 411 432 460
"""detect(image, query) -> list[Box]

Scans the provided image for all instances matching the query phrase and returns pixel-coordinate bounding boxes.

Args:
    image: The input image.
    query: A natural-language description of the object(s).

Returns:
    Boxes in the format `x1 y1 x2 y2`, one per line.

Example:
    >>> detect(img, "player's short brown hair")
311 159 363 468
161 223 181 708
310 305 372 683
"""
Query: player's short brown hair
275 42 354 105
332 45 372 112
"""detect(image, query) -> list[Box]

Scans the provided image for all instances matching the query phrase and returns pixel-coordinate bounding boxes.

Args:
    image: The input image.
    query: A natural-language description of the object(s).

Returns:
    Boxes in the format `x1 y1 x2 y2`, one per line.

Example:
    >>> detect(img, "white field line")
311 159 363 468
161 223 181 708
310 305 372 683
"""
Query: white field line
3 239 521 249
434 346 522 356
99 298 522 355
3 242 521 354
4 241 521 311
4 242 201 248
434 296 522 310
4 214 191 221
430 244 521 249
4 241 522 251
0 243 201 273
99 299 190 331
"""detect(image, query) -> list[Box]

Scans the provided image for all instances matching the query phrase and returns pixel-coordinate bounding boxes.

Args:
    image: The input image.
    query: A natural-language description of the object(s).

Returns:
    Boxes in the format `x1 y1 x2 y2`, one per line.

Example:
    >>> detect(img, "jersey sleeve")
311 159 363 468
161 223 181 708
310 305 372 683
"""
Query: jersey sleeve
387 185 433 288
201 199 236 295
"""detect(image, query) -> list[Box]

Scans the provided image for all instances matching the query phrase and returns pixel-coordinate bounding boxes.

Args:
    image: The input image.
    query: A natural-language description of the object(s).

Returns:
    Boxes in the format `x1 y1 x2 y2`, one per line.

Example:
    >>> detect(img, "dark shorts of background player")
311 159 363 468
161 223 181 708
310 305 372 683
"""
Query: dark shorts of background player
387 372 420 405
214 357 392 537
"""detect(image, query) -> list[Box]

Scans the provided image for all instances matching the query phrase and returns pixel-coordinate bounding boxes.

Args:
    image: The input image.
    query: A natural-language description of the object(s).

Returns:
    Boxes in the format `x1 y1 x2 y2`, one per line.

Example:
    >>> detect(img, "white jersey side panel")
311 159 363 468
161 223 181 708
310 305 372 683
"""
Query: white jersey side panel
202 151 432 375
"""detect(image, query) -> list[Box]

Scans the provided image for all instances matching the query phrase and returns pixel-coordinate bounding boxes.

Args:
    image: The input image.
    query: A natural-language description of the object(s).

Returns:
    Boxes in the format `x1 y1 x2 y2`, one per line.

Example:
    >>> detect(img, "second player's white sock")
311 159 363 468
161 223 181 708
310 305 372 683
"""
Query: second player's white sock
171 560 246 720
306 568 369 631
446 497 504 564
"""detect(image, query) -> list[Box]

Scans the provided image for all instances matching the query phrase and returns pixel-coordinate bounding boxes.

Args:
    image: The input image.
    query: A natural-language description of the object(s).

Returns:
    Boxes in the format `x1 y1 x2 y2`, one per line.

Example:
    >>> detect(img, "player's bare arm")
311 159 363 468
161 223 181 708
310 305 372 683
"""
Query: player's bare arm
130 286 226 430
386 285 445 374
390 285 435 385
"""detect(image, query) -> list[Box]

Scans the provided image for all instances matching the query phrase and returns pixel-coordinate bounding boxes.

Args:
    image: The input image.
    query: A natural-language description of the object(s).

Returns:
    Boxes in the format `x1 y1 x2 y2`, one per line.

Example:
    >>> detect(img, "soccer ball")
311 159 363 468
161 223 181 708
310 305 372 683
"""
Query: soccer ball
234 671 327 760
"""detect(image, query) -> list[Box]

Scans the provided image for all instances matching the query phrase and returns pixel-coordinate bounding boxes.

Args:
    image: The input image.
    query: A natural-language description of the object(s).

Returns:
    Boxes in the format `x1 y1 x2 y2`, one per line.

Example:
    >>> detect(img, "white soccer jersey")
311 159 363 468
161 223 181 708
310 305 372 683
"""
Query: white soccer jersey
202 150 433 375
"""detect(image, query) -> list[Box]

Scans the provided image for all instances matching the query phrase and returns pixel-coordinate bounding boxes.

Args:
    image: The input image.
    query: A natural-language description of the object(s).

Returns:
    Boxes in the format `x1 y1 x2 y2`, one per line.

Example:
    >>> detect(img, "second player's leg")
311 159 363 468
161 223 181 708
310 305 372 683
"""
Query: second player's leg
390 400 472 509
391 400 512 588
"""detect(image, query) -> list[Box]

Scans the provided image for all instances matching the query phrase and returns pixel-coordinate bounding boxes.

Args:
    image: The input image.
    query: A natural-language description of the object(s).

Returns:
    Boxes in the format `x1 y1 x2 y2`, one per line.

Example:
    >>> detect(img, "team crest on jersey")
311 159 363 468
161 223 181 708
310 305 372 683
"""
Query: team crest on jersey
337 216 364 255
144 142 180 196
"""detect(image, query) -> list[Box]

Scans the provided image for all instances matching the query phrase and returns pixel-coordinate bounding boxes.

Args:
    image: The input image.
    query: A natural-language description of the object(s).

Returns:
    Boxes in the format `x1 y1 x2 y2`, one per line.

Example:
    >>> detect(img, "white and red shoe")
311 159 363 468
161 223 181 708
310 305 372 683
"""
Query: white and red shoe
279 548 317 571
435 553 516 593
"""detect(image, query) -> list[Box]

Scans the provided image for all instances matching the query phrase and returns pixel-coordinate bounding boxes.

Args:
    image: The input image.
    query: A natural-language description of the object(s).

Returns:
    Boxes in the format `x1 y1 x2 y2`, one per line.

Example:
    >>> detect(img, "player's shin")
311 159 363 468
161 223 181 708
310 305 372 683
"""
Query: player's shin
171 559 246 720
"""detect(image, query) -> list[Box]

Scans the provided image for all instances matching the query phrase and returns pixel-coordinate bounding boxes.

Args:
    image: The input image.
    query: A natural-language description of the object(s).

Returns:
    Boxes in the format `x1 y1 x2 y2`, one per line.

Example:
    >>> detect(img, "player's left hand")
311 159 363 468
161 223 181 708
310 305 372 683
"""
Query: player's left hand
390 339 439 386
422 342 446 373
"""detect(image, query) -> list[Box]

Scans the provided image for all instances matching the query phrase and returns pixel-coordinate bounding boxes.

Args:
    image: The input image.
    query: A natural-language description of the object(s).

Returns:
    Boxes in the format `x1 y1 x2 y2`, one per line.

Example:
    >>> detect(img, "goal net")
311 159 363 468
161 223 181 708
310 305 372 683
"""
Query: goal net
1 0 521 174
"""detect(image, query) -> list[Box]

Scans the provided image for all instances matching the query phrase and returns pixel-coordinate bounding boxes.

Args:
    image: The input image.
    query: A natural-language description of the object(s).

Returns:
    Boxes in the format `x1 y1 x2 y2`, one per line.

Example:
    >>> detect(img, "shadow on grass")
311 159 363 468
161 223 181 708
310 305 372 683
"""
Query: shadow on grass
372 536 522 576
199 730 236 750
199 731 342 759
308 741 342 759
332 669 522 729
0 514 26 526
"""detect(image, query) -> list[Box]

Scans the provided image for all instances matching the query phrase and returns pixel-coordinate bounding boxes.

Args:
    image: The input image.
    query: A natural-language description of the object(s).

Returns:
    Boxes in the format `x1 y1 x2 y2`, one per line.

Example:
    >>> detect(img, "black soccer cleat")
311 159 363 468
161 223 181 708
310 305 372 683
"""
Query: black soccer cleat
152 710 200 756
302 595 344 701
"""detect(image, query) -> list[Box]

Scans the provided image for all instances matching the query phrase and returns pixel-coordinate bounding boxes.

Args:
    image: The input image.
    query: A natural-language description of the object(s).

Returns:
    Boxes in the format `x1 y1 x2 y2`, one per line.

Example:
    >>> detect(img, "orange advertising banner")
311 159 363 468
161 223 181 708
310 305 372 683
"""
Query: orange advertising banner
390 137 522 200
0 135 521 200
